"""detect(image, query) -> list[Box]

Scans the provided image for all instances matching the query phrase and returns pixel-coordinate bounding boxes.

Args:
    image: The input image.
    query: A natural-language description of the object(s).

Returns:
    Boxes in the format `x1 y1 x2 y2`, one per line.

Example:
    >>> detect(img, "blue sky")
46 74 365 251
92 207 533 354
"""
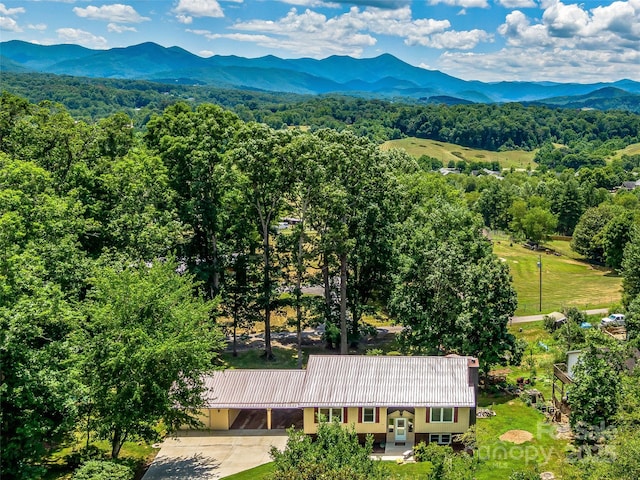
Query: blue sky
1 0 639 83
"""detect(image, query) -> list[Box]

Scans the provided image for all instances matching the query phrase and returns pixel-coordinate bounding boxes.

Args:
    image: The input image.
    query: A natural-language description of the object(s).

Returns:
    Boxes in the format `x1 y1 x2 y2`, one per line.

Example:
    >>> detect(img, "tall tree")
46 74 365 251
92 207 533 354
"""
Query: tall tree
280 133 325 366
80 258 224 458
1 284 80 480
230 123 293 359
144 102 241 298
96 147 187 259
553 178 584 235
572 204 620 263
567 330 625 430
389 202 520 373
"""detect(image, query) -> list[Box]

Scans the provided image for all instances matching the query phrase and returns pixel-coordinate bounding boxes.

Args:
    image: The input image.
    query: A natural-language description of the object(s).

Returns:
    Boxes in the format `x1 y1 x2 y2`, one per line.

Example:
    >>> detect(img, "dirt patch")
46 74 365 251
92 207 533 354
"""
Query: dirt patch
499 430 534 444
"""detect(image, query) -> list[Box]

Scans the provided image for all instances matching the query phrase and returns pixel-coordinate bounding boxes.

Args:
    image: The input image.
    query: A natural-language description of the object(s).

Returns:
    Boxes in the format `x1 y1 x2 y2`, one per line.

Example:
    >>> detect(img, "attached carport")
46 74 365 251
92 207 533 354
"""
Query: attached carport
194 369 306 432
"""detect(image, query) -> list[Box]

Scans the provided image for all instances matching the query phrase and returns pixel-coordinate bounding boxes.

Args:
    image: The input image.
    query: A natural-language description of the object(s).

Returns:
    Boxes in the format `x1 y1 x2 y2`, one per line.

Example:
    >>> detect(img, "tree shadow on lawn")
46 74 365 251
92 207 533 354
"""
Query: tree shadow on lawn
142 453 220 480
478 392 518 408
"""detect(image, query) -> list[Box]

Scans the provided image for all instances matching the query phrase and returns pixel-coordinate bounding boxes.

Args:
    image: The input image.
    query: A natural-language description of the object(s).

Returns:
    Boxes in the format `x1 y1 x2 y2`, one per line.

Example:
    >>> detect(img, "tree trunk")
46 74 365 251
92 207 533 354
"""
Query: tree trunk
322 253 331 322
263 232 273 360
350 266 359 347
111 427 126 459
339 252 348 355
232 308 238 357
211 233 219 296
296 225 304 369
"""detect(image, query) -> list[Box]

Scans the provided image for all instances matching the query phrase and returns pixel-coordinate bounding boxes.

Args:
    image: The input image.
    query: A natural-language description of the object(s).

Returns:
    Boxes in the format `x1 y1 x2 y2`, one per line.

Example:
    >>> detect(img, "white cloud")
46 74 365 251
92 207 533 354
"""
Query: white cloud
281 0 341 6
228 7 376 56
439 46 640 83
542 1 589 37
199 49 215 57
441 0 640 82
56 27 108 48
177 14 193 24
0 3 23 15
28 23 47 31
412 29 493 49
498 10 552 46
499 1 640 47
174 0 224 19
108 23 137 33
73 4 150 23
428 0 489 8
221 5 488 58
497 0 537 7
0 15 21 32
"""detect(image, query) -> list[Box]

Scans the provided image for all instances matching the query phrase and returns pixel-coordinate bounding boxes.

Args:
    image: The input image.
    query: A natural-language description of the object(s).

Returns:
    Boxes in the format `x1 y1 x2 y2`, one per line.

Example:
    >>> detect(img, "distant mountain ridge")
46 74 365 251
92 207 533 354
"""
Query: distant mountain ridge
2 40 639 105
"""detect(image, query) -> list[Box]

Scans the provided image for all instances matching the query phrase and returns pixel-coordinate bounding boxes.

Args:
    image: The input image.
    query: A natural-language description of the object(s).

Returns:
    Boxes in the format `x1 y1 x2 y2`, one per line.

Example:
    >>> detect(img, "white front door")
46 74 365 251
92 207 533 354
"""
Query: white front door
395 418 407 442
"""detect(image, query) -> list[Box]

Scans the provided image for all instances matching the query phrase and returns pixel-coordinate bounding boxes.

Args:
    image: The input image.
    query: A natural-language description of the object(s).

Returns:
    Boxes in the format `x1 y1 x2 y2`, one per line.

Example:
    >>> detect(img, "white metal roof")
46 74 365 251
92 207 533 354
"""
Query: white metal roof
299 355 476 408
202 369 306 409
201 355 477 409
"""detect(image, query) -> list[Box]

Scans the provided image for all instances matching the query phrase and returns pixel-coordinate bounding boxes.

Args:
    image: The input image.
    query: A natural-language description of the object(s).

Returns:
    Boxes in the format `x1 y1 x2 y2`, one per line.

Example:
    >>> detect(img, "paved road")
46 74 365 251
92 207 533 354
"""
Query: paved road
509 308 610 324
226 307 613 349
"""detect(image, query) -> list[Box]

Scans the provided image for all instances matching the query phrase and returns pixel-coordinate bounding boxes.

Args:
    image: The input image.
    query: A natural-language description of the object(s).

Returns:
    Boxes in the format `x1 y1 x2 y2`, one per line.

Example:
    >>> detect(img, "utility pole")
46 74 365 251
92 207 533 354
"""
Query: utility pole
538 254 542 312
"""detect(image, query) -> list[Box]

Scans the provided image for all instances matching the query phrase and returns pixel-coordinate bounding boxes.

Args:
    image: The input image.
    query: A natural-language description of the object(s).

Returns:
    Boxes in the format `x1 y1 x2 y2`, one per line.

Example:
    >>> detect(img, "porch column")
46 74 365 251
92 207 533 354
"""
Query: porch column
267 408 272 430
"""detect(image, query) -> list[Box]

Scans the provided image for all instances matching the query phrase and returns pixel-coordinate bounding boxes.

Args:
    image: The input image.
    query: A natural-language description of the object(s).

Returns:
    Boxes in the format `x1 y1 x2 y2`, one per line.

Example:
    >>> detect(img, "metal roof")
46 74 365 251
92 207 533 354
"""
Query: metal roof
299 355 476 408
201 355 476 409
202 369 306 409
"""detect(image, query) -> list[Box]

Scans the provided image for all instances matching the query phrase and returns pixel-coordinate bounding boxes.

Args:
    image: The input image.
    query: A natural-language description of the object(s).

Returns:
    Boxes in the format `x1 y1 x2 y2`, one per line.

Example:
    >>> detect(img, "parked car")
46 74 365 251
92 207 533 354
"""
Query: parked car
600 313 625 327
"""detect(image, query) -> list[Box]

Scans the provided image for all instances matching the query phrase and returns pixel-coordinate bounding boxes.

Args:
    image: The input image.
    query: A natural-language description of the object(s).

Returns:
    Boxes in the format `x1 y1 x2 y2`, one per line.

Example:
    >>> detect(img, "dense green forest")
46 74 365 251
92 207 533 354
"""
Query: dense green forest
1 90 640 479
3 72 640 151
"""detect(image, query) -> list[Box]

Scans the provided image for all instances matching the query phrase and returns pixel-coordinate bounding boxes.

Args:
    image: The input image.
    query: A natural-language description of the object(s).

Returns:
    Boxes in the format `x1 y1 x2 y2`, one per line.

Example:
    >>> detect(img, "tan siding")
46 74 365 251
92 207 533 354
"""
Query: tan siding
210 408 231 430
303 408 316 434
414 407 471 434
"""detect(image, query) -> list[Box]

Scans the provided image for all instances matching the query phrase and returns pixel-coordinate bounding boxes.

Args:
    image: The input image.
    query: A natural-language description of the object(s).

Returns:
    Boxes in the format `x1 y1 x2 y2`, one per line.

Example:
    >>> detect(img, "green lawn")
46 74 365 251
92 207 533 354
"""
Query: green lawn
381 137 536 170
492 238 621 315
475 397 569 480
220 460 434 479
44 438 159 480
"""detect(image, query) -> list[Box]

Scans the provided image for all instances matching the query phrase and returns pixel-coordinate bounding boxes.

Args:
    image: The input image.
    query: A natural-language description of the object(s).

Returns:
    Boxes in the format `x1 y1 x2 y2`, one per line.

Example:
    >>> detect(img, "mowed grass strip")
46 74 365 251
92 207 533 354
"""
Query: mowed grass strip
381 137 536 170
220 459 435 479
492 239 621 315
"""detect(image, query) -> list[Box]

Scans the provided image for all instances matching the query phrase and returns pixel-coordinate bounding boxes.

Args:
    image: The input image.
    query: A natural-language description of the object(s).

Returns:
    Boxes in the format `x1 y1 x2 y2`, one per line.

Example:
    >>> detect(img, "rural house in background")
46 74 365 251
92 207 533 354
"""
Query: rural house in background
188 355 479 453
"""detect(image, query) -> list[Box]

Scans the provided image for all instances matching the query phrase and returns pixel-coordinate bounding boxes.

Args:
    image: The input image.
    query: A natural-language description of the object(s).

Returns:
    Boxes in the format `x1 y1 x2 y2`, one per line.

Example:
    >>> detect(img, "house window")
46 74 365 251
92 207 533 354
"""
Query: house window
318 408 343 422
430 407 454 423
429 434 452 445
362 407 376 423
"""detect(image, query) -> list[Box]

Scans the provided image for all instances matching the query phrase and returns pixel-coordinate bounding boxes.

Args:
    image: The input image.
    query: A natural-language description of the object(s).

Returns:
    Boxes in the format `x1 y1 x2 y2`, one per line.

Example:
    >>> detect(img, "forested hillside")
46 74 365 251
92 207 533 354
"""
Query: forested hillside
2 91 640 479
3 72 640 151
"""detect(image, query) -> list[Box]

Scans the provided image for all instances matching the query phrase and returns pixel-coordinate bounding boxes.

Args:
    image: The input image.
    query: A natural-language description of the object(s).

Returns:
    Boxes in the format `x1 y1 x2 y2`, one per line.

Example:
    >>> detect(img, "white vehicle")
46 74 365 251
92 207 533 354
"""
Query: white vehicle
600 313 625 327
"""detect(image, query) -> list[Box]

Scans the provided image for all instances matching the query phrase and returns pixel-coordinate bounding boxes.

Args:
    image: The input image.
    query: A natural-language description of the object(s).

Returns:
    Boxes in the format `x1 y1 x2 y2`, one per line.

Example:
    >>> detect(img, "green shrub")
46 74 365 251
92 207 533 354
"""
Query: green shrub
65 445 104 469
413 441 452 464
508 466 539 480
72 460 134 480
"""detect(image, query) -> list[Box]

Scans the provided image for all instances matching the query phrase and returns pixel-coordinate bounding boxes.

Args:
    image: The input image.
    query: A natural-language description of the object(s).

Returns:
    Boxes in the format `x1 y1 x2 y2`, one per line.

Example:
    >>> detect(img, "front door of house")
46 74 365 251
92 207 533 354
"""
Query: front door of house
394 418 407 442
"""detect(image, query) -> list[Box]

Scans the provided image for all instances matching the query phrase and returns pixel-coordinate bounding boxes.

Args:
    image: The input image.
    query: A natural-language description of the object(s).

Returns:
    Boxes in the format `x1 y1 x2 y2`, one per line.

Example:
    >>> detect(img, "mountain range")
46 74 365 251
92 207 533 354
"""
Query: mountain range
2 40 640 105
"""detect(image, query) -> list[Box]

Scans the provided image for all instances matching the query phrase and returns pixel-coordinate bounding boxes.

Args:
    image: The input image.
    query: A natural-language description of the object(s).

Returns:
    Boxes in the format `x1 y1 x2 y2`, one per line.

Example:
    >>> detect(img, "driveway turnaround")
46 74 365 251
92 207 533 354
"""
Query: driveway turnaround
142 430 288 480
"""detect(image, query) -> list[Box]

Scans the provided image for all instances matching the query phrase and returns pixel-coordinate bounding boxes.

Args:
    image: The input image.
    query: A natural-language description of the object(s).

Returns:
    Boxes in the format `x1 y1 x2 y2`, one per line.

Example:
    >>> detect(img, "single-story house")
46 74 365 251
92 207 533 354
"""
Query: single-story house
191 355 479 448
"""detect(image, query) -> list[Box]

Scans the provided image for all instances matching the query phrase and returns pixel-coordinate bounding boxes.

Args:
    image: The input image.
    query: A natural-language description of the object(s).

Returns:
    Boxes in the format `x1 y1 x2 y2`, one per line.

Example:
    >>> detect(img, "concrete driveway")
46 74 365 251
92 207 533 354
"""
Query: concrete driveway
143 430 288 480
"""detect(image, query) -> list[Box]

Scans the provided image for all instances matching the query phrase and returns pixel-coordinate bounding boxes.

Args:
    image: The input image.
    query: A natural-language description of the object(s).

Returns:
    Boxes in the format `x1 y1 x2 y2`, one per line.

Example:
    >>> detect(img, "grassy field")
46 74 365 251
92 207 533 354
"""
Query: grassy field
609 142 640 160
491 237 622 315
381 137 537 170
